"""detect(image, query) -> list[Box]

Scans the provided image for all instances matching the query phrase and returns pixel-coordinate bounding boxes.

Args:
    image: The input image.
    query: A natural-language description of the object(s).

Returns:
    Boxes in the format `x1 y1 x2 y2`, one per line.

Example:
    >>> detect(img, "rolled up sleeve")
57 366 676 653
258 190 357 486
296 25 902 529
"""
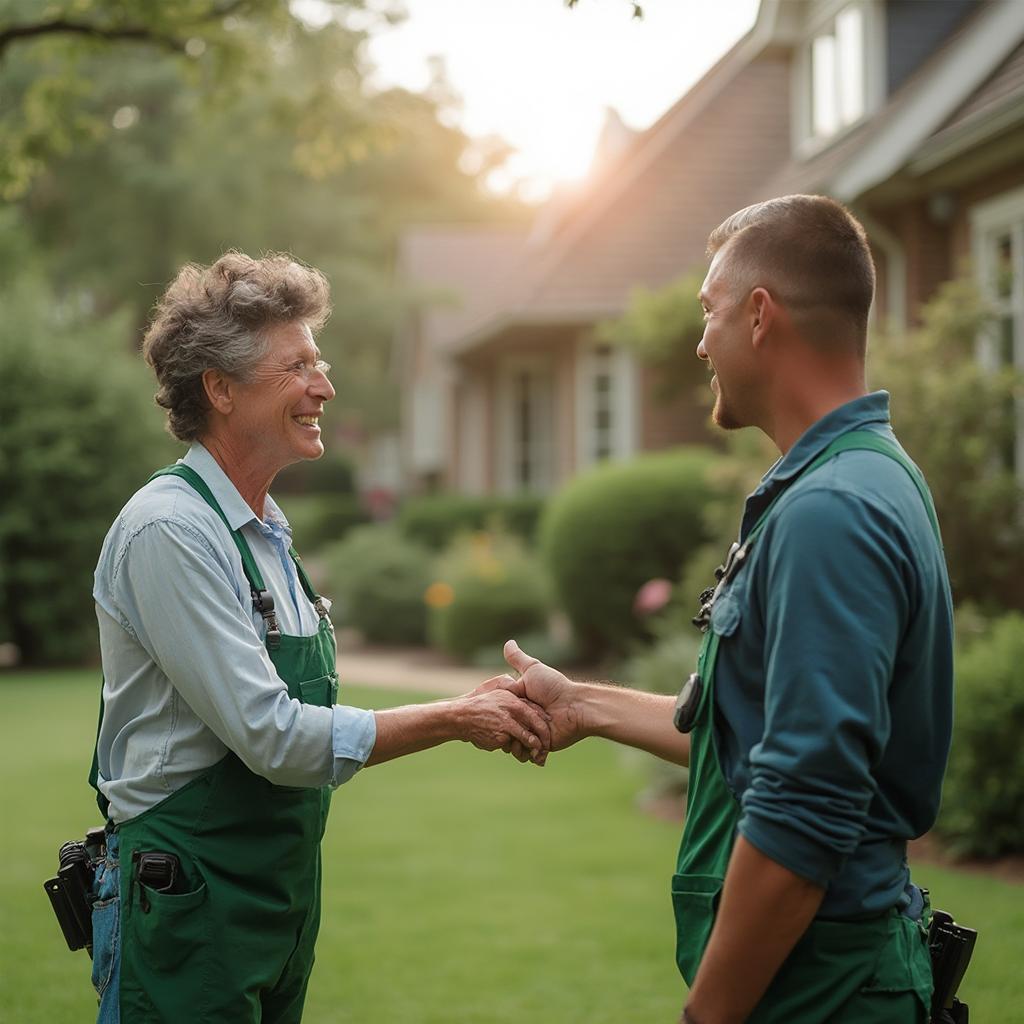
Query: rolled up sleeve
738 487 911 887
331 704 376 786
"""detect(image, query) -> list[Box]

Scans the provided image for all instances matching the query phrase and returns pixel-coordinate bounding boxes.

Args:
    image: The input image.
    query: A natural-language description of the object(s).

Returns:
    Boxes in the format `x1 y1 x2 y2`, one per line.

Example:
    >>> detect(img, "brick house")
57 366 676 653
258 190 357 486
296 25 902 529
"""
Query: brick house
396 0 1024 495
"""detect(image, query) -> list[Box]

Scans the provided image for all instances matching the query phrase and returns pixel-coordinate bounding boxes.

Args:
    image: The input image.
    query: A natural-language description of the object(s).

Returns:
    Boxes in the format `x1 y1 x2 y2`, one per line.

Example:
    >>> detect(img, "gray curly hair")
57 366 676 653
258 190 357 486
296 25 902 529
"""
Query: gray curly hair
142 251 331 442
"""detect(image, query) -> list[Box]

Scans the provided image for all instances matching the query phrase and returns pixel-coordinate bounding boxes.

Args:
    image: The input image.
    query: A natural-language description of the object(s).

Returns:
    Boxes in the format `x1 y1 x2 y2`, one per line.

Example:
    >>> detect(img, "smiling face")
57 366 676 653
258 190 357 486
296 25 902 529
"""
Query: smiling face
229 320 336 474
697 247 757 431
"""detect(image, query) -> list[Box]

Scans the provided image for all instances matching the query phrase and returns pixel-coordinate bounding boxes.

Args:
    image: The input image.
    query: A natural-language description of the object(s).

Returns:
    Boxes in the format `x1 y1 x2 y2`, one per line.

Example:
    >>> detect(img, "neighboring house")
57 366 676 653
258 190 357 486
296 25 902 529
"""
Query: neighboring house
397 0 1024 496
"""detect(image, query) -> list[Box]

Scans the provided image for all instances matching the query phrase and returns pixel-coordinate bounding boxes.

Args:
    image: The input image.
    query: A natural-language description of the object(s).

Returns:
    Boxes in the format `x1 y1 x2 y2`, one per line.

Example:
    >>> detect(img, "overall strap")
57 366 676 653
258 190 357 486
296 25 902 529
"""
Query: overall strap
149 464 283 646
149 465 267 592
288 546 331 620
747 429 941 547
809 430 941 542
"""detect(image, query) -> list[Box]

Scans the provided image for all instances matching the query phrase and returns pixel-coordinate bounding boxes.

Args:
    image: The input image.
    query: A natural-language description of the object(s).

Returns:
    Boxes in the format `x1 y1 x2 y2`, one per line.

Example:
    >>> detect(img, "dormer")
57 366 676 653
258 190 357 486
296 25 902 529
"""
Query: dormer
792 0 886 157
775 0 980 159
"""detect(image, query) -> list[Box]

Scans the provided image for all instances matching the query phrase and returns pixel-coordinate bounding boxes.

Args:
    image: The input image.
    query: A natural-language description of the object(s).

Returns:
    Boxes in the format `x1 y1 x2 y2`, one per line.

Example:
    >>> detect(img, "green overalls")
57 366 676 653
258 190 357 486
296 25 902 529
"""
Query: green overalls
672 432 937 1023
90 465 338 1023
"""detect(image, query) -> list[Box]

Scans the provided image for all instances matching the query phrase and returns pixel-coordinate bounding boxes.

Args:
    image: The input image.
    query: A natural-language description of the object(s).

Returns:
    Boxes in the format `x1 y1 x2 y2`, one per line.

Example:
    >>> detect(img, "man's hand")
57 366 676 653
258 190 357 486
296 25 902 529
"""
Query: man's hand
452 685 552 762
492 639 589 764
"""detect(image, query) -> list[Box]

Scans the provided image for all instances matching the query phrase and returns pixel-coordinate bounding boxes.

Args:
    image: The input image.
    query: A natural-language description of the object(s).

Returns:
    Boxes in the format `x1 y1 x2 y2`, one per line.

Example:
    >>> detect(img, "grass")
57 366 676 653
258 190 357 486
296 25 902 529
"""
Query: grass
3 670 1023 1022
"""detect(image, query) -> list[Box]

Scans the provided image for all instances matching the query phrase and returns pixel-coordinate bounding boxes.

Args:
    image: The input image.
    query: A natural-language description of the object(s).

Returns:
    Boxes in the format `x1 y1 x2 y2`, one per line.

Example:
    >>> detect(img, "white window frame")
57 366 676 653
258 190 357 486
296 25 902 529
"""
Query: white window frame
496 355 555 494
792 0 885 158
971 185 1024 482
574 343 638 471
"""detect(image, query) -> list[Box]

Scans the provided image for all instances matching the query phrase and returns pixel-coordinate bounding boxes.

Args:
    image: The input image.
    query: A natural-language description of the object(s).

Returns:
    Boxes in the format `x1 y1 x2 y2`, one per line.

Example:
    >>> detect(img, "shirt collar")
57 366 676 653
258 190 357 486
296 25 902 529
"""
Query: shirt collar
181 443 262 533
763 391 892 487
739 391 892 537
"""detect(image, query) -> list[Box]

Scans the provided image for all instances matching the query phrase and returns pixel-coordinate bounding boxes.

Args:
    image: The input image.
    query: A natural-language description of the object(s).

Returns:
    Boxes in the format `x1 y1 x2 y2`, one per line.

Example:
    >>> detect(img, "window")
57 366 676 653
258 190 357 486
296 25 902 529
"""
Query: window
973 187 1024 479
575 343 637 469
809 4 866 142
498 359 553 493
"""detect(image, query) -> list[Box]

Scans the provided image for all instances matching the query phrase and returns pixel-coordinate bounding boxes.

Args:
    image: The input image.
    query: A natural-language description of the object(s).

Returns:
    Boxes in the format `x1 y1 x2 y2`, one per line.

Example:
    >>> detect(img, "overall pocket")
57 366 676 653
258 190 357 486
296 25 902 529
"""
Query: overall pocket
131 877 209 973
670 872 723 985
299 672 338 708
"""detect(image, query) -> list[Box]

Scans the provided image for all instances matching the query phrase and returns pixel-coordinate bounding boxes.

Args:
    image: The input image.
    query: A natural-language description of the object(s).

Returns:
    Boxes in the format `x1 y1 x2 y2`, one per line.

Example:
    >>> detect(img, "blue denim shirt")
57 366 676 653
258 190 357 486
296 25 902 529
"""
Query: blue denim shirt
709 392 954 918
93 443 376 823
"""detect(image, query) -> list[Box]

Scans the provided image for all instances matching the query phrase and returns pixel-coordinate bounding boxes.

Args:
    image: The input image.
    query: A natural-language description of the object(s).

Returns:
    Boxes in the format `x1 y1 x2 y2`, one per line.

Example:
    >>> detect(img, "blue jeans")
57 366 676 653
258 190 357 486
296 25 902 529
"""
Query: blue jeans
91 832 120 1024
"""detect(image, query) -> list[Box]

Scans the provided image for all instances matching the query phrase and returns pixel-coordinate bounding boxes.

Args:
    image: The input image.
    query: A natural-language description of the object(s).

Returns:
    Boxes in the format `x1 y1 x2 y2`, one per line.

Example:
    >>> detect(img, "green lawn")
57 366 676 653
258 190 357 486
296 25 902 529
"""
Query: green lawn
3 671 1022 1022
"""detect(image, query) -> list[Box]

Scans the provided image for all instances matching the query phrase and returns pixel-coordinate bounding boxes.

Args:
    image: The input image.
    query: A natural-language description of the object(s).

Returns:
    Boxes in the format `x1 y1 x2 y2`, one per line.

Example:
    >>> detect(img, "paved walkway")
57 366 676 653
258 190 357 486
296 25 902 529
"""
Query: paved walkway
336 644 503 696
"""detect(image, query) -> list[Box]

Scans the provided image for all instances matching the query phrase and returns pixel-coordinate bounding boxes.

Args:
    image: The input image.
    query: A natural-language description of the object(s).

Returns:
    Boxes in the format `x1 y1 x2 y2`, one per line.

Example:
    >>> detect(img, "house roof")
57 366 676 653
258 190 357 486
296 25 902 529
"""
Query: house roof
396 225 528 356
448 20 792 353
909 34 1024 176
407 0 1024 358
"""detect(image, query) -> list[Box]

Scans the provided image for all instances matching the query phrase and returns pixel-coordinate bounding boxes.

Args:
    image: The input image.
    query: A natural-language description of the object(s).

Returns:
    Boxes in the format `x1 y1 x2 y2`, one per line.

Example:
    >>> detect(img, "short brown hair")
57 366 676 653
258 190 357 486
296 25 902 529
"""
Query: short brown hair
707 195 875 352
142 252 331 441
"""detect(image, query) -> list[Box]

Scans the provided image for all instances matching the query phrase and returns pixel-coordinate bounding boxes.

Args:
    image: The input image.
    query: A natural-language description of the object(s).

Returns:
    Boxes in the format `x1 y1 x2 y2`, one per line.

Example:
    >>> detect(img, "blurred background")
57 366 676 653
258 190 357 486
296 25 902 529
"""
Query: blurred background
2 0 1024 1019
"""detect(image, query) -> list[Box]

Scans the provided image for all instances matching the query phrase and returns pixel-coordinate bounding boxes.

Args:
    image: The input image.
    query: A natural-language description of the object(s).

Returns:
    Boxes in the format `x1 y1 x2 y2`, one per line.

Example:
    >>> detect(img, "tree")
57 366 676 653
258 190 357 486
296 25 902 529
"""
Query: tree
0 1 398 199
4 1 525 432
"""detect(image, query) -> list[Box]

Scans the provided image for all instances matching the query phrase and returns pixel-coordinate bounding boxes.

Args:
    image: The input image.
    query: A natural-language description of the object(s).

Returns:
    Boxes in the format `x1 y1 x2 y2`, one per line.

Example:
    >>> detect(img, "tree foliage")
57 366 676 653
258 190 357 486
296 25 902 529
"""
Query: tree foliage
0 240 175 664
870 278 1024 609
602 266 1024 612
596 268 708 403
2 0 524 433
0 0 529 664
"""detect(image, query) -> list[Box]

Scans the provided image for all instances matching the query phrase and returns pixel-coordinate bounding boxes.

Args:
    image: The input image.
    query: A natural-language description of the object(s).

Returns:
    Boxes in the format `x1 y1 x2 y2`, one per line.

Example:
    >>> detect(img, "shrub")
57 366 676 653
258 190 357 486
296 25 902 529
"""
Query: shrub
540 447 718 659
0 283 174 665
274 449 357 495
279 493 368 553
397 493 545 550
934 612 1024 858
323 525 432 645
428 533 549 662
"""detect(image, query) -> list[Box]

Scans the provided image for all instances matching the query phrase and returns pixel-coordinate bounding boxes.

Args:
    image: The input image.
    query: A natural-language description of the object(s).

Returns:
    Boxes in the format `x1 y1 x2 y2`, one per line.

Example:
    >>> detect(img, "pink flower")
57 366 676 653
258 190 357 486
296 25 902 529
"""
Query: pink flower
634 577 673 617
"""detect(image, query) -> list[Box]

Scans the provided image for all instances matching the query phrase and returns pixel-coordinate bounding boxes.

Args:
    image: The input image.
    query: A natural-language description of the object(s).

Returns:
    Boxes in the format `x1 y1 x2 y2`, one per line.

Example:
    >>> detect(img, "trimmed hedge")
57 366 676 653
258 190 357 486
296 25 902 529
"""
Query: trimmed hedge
541 448 718 659
273 450 357 495
397 493 545 550
324 525 432 645
428 533 548 662
935 612 1024 858
278 493 368 553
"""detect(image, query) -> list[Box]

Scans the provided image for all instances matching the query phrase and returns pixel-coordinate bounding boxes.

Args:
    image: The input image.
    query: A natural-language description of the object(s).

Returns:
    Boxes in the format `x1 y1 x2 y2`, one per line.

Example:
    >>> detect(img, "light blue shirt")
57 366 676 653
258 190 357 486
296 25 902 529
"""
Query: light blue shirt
93 443 376 823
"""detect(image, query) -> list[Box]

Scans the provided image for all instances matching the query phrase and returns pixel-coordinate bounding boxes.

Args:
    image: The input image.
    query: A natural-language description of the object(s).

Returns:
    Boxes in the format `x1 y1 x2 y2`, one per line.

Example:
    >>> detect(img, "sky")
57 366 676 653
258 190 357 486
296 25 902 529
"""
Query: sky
359 0 761 202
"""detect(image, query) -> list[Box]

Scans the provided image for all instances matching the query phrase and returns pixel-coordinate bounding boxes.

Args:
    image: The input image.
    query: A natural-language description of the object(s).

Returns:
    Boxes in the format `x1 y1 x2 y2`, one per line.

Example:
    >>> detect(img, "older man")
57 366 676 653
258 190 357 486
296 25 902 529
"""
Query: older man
501 196 953 1023
88 252 550 1023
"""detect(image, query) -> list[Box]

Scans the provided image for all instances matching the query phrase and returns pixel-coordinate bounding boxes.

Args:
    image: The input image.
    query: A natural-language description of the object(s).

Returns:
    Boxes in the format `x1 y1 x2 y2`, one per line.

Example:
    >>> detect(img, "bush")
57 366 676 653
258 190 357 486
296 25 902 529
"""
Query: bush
540 447 718 659
871 277 1024 609
274 449 357 495
428 533 549 662
397 493 545 550
934 612 1024 858
323 525 433 645
278 493 368 553
0 282 174 665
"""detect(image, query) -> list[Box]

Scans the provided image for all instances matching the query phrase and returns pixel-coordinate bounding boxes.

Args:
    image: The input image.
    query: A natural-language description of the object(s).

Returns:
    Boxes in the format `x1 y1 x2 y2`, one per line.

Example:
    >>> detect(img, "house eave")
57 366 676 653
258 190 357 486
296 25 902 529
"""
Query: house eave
830 0 1024 201
449 304 628 357
909 96 1024 178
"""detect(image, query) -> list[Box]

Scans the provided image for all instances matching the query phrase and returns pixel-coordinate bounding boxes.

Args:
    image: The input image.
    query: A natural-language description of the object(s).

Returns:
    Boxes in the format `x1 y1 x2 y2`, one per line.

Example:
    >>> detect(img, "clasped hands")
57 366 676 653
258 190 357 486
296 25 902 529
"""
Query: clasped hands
459 639 584 766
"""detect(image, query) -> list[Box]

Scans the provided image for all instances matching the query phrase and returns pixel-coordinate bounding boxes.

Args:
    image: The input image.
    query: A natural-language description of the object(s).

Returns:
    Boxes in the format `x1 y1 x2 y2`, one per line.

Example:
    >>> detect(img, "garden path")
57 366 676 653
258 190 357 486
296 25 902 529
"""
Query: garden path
337 641 493 696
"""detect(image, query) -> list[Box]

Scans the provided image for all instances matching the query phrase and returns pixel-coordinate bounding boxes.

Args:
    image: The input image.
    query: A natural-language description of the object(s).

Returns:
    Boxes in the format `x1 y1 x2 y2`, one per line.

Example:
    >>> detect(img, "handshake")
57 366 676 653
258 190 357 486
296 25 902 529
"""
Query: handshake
456 639 584 767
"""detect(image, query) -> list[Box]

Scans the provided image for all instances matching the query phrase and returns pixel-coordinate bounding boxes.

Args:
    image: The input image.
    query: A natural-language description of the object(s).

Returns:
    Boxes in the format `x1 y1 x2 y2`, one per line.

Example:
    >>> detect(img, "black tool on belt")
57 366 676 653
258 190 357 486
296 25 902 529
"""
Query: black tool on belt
928 905 976 1023
43 827 107 956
